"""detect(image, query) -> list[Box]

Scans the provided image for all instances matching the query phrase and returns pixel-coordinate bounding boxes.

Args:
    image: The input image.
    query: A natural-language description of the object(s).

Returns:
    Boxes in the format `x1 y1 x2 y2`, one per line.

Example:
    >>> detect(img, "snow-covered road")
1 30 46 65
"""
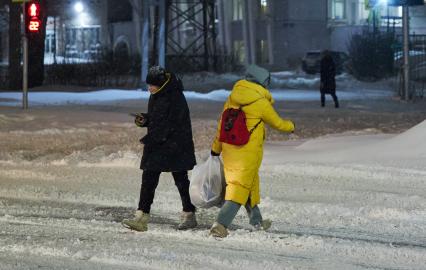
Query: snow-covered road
0 121 425 269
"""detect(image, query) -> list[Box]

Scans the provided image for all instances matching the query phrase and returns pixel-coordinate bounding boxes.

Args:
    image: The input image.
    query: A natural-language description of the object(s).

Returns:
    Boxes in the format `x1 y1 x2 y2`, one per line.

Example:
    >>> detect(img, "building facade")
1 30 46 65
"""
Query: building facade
0 0 425 69
217 0 330 69
43 0 109 63
216 0 426 69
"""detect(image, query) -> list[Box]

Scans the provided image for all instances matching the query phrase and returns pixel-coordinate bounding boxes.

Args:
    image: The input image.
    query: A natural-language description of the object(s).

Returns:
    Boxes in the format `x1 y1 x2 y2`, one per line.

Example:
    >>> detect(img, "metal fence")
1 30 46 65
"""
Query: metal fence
395 34 426 100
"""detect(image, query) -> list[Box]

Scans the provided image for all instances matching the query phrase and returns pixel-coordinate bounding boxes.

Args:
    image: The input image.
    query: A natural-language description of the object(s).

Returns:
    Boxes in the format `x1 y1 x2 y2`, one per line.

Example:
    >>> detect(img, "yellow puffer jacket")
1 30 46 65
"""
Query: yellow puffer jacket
212 80 295 207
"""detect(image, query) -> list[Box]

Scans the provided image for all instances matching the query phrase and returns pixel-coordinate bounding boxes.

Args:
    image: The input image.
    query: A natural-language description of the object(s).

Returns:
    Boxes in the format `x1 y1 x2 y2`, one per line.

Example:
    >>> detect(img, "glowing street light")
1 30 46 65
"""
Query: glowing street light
74 2 84 13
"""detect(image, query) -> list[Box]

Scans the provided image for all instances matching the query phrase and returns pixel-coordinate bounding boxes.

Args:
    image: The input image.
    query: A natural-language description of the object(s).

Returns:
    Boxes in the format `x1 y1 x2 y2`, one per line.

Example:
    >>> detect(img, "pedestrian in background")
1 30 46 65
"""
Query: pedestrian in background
122 66 197 232
320 50 339 108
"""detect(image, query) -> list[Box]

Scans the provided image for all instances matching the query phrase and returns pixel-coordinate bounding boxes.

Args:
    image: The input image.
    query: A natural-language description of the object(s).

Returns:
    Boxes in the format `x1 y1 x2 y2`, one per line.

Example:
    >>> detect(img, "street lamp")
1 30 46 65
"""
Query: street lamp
74 2 84 13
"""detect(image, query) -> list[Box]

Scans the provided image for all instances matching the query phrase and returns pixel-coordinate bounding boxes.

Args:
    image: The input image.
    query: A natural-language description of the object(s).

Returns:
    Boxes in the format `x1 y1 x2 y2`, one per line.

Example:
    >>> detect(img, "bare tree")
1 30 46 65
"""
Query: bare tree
0 1 9 68
0 2 8 29
128 0 142 54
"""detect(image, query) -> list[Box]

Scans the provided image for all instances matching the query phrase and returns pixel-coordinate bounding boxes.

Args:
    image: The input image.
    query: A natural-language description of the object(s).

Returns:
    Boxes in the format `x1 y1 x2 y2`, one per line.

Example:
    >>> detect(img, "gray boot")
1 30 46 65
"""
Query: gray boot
122 210 150 232
178 211 197 230
209 222 229 238
252 219 272 231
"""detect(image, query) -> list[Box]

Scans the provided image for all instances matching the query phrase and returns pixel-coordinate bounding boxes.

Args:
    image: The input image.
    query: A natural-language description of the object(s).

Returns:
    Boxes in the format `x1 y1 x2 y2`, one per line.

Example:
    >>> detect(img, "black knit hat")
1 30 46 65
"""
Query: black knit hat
146 66 167 86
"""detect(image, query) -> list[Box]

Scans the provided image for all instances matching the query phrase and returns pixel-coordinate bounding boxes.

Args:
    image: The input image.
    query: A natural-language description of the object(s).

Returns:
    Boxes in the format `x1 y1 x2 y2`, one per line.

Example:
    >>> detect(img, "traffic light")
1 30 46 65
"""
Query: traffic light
25 1 42 34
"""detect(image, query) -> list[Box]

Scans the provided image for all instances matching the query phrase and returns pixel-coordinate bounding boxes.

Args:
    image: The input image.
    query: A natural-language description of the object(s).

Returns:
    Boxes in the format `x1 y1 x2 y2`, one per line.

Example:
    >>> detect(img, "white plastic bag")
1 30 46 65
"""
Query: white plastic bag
189 156 225 208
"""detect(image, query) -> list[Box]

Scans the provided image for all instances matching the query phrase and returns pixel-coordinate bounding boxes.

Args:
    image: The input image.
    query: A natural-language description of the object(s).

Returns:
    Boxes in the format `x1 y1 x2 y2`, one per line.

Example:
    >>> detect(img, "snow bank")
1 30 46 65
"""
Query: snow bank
52 150 140 168
271 71 296 77
272 76 320 89
376 120 426 158
332 120 426 160
0 87 393 106
264 120 426 166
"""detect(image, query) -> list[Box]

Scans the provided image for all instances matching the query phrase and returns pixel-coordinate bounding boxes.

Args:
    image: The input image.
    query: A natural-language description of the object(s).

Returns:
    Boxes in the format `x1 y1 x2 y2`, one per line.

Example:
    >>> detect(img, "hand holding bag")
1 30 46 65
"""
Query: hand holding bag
189 156 225 208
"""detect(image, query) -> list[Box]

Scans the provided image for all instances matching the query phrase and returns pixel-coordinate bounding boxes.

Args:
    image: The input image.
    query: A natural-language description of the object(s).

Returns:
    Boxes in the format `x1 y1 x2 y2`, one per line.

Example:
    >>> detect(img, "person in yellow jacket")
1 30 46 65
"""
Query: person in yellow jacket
210 65 295 238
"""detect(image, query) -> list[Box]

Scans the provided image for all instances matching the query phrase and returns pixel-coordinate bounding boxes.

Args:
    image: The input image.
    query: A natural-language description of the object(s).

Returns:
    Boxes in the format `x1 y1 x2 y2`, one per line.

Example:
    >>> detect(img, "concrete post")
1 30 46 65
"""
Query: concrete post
158 0 166 68
247 0 256 65
266 0 274 65
242 0 256 65
141 0 150 86
403 5 410 101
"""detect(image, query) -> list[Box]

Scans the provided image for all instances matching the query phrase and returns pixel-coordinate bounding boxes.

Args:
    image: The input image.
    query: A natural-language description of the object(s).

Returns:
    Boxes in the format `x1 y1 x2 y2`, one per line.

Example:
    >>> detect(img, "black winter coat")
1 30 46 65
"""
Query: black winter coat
320 55 336 93
139 74 196 172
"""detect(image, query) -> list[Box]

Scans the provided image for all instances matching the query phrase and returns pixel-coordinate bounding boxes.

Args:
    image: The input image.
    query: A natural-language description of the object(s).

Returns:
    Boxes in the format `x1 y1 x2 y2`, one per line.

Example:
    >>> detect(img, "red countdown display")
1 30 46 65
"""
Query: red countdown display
25 2 42 34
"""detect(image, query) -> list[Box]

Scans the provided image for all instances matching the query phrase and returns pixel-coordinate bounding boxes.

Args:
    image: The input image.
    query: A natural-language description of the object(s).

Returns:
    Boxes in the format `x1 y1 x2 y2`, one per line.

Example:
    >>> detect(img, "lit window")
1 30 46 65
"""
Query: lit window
233 0 243 21
233 40 245 63
332 0 346 20
256 40 269 64
259 0 268 17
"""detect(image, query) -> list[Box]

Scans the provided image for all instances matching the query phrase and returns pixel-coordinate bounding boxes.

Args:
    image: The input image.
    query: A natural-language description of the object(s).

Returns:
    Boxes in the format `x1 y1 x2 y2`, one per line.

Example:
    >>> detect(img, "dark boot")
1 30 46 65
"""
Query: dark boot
331 93 339 108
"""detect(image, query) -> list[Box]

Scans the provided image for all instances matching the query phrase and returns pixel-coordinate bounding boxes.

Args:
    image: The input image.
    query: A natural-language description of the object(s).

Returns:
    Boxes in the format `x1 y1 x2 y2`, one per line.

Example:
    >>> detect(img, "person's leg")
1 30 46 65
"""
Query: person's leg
172 171 197 229
216 200 241 228
172 171 196 213
245 203 272 230
138 170 161 213
122 170 160 231
320 92 325 107
210 200 241 237
244 203 263 226
331 92 339 108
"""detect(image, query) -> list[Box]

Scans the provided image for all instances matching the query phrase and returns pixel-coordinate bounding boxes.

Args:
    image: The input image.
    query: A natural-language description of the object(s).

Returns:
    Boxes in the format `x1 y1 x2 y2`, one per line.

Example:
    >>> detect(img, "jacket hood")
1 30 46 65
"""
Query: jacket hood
152 73 183 95
230 80 274 106
245 64 271 87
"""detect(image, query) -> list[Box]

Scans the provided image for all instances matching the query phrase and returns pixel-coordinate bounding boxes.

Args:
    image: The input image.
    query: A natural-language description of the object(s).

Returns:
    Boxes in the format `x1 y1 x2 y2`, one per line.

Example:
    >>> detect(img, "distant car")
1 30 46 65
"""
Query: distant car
411 60 426 81
302 51 349 75
393 50 426 69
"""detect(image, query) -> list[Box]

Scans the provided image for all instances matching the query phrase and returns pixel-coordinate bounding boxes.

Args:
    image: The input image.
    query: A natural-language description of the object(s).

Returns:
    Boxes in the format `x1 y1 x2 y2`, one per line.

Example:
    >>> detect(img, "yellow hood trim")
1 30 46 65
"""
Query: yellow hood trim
230 80 274 106
151 73 171 95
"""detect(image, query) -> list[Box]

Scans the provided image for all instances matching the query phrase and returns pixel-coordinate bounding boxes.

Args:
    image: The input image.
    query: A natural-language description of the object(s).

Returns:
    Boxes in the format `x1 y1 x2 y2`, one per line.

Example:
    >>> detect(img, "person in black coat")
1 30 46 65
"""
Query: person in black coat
320 50 339 108
122 66 197 232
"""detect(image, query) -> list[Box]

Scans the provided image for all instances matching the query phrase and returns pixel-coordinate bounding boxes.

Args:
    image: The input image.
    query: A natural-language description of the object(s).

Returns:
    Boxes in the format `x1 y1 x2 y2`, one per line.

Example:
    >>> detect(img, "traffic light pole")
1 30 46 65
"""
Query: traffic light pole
22 2 28 109
402 5 410 101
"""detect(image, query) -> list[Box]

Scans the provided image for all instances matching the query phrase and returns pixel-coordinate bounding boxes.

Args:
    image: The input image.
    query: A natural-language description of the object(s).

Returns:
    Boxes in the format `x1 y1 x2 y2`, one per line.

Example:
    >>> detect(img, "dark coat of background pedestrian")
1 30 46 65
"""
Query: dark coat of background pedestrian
320 53 336 93
140 74 196 172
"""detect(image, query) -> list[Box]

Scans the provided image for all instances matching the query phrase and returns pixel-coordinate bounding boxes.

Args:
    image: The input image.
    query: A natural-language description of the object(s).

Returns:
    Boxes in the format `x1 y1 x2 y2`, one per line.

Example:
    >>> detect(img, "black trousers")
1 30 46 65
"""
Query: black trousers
321 91 339 108
138 170 196 214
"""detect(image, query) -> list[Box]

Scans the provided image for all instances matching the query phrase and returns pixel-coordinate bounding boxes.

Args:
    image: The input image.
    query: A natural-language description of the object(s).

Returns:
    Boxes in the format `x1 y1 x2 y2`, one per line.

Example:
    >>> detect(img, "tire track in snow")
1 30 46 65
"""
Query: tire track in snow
0 215 418 270
1 196 425 250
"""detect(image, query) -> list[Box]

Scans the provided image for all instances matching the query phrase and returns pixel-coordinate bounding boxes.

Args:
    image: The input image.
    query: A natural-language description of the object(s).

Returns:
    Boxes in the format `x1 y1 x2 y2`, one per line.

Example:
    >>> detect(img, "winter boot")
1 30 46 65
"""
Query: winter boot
122 210 150 232
177 211 197 230
209 222 229 238
252 219 272 231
